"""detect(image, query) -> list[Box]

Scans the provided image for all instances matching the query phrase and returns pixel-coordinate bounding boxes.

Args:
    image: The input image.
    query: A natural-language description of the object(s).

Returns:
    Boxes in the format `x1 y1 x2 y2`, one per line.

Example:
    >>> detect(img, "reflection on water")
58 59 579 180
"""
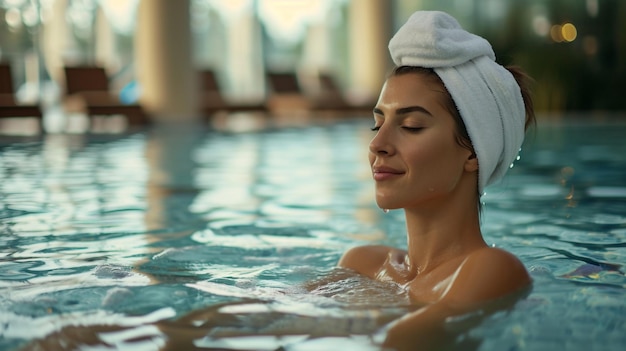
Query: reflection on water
1 117 626 350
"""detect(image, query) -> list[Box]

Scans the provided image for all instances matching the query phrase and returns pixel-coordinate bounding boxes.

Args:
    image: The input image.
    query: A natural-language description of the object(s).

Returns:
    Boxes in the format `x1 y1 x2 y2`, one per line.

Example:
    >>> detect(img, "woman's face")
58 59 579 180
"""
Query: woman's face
369 73 475 210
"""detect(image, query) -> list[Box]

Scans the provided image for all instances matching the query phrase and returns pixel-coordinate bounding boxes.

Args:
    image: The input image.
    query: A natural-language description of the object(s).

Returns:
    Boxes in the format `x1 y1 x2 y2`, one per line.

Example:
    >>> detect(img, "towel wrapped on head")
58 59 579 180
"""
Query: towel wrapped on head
389 11 525 195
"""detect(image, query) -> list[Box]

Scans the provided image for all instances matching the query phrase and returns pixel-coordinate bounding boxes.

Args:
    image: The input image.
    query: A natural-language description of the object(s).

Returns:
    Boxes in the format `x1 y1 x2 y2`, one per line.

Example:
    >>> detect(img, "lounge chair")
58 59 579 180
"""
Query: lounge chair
265 71 311 112
266 71 373 115
315 73 375 114
63 66 149 126
199 70 267 117
0 63 44 128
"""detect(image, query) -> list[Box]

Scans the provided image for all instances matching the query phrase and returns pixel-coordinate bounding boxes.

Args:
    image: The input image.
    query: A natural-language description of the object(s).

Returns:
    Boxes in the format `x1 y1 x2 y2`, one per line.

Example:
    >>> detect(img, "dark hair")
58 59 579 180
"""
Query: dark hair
390 65 536 210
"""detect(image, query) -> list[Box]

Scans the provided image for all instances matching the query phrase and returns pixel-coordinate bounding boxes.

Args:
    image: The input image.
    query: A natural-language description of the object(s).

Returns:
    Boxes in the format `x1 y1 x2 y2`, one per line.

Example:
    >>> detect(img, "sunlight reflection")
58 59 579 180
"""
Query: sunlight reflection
258 0 328 44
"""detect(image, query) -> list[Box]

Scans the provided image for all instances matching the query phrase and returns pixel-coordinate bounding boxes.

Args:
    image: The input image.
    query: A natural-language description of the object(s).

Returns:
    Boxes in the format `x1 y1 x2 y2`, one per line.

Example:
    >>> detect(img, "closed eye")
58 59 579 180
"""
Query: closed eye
371 126 381 132
402 126 424 132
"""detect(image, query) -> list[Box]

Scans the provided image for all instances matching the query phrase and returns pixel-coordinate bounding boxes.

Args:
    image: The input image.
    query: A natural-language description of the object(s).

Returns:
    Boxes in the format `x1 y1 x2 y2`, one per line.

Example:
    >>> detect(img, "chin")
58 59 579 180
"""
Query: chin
376 199 397 210
375 190 406 210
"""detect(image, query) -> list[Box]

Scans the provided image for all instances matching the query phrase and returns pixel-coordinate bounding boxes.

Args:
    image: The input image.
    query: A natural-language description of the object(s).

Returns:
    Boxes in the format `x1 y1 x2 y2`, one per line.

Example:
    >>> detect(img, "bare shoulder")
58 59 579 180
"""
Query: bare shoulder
338 245 397 279
443 247 531 306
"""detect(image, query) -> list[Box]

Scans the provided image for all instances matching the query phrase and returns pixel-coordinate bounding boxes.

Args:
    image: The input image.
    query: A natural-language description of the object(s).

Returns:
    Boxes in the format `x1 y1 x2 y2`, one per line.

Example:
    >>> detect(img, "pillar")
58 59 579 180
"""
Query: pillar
135 0 198 123
348 0 393 101
41 0 72 85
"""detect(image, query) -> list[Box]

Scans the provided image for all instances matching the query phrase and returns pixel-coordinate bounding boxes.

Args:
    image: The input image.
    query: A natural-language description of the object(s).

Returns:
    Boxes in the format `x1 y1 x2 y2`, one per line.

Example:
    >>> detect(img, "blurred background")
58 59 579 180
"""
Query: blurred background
0 0 624 130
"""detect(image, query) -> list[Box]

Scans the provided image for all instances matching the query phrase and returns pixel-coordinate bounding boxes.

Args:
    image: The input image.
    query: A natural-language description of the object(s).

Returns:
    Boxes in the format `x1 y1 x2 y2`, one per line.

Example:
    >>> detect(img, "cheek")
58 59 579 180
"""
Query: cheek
405 137 444 165
406 136 463 180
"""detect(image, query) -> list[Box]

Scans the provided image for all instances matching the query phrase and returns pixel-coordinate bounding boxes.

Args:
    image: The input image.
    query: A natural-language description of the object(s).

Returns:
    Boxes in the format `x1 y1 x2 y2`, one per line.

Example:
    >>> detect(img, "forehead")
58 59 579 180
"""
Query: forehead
378 73 448 105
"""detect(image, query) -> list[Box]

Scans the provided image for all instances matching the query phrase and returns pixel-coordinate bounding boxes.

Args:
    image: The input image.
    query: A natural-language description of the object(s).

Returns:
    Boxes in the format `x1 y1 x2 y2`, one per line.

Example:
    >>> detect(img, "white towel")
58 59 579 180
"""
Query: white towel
388 11 525 195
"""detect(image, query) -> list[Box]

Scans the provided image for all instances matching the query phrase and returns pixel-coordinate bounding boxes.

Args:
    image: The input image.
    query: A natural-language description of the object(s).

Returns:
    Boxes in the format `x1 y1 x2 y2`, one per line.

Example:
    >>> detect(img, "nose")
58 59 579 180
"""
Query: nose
369 125 394 156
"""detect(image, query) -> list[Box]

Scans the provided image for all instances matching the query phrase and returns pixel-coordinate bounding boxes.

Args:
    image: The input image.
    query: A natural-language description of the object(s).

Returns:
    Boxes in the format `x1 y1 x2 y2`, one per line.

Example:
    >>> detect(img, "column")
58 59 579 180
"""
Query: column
348 0 393 102
135 0 198 123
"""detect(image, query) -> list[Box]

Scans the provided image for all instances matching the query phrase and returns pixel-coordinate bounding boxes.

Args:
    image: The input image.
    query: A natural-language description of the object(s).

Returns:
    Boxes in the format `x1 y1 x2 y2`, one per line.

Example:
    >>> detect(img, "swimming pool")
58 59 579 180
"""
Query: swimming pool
1 115 625 350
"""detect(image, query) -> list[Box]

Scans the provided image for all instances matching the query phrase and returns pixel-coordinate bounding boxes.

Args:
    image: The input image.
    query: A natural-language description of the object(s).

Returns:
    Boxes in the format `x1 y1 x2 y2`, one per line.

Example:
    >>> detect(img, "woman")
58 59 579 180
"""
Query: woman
338 11 536 350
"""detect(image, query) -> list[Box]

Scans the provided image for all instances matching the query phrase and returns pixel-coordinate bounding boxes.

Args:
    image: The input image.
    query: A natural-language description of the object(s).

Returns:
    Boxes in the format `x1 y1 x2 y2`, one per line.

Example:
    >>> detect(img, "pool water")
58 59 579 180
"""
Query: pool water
1 116 625 350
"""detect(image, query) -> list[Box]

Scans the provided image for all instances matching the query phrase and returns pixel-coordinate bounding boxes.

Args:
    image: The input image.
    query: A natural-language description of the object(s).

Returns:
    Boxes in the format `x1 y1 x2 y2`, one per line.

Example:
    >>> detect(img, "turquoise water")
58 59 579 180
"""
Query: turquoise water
1 116 625 350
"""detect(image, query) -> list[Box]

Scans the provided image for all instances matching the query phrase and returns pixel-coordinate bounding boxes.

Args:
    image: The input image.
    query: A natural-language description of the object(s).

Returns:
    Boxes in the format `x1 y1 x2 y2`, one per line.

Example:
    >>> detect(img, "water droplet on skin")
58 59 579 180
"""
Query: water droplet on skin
382 208 389 214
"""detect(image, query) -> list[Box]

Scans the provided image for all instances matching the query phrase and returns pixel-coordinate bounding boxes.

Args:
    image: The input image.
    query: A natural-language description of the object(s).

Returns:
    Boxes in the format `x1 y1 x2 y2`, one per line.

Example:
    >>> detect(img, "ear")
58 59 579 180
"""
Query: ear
464 151 478 172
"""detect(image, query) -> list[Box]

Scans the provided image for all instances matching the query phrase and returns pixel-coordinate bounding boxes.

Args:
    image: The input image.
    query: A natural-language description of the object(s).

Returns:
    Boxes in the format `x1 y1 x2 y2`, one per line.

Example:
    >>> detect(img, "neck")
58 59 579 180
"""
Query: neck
402 184 486 277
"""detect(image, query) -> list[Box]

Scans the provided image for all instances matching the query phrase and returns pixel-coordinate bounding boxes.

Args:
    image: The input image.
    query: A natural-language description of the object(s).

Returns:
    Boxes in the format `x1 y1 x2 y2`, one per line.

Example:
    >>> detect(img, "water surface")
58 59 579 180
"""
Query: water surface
1 116 625 350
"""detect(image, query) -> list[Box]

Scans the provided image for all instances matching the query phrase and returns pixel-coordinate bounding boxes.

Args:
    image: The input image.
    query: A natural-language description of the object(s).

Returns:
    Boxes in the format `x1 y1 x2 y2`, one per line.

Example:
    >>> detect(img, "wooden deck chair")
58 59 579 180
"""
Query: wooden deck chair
63 66 149 126
315 73 374 114
266 71 373 115
266 72 302 94
0 63 44 127
265 72 311 112
199 70 267 117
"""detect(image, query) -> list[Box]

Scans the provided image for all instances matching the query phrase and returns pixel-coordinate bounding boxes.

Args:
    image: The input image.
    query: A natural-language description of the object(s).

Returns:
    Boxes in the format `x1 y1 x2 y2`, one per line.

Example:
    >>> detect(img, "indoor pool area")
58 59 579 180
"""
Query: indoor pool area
1 114 625 350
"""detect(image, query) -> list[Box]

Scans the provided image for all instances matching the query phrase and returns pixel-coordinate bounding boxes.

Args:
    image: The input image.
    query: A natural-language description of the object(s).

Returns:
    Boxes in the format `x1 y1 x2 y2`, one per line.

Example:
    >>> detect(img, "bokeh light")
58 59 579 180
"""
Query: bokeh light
550 22 577 43
561 23 577 42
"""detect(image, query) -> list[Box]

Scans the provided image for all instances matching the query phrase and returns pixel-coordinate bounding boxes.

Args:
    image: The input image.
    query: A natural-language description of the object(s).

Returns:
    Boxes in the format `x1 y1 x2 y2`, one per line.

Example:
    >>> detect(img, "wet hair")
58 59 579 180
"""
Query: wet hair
390 65 536 210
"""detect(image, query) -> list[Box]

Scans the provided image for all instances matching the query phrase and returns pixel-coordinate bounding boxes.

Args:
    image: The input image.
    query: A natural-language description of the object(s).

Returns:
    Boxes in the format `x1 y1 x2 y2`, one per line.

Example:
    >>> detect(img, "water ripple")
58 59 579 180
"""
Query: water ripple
1 120 626 350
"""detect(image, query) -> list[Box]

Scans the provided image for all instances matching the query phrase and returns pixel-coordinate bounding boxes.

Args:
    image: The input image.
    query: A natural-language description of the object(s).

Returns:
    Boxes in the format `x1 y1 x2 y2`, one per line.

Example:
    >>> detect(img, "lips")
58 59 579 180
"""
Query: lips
372 165 405 181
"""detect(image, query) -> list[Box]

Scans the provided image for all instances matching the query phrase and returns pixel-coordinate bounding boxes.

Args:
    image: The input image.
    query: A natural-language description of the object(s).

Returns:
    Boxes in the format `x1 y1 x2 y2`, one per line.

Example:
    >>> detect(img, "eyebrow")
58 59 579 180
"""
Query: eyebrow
373 105 433 117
